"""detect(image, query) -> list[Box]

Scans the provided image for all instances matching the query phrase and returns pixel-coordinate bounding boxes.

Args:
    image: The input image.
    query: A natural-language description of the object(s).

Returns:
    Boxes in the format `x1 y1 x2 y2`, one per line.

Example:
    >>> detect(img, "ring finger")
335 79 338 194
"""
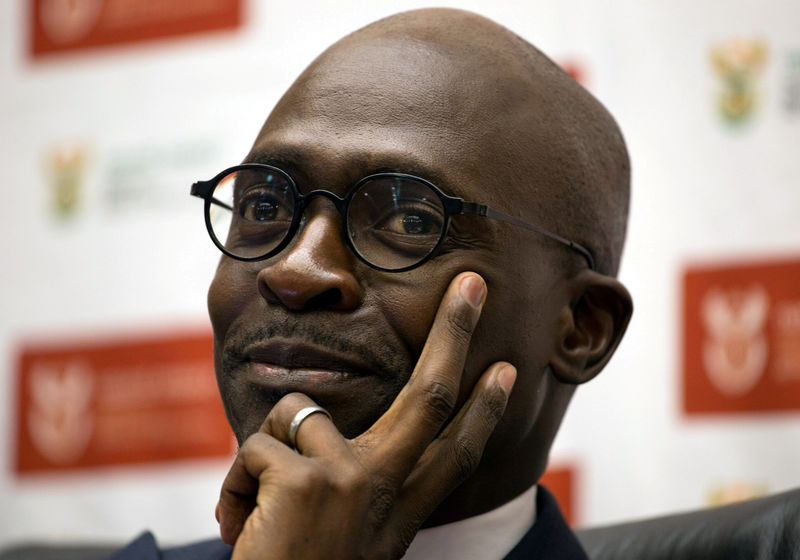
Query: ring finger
262 392 350 459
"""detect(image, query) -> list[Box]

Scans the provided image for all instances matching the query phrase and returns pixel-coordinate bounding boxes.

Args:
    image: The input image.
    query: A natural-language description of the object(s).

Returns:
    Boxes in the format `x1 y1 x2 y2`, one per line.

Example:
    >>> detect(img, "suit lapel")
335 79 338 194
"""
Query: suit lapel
504 486 588 559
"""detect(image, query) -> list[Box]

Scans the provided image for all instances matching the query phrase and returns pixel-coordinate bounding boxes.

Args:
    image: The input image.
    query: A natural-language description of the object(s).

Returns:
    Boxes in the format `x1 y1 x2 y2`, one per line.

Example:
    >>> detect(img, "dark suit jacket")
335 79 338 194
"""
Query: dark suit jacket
504 486 588 559
107 486 587 559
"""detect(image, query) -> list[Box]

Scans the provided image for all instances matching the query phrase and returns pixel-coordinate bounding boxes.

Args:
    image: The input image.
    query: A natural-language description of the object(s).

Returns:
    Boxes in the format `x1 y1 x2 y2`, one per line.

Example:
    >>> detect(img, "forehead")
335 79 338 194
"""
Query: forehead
279 37 476 132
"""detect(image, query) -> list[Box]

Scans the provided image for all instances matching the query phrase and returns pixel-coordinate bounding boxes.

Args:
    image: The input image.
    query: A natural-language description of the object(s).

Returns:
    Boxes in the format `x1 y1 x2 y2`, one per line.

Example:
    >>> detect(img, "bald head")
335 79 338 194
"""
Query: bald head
264 7 630 275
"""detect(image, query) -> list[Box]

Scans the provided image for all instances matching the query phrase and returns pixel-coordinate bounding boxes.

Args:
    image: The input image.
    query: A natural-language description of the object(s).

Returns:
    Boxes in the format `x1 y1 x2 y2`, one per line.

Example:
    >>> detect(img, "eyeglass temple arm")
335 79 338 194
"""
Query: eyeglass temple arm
191 181 233 211
460 202 596 271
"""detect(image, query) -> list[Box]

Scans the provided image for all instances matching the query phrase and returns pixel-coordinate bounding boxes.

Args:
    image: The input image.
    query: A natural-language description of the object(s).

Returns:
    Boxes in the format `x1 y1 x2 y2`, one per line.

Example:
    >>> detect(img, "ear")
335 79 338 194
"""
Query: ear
550 270 633 385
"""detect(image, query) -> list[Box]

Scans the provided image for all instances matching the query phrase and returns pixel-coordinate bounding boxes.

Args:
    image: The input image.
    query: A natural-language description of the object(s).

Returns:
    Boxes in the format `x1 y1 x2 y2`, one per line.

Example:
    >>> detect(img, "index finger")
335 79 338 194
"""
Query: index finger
360 271 486 477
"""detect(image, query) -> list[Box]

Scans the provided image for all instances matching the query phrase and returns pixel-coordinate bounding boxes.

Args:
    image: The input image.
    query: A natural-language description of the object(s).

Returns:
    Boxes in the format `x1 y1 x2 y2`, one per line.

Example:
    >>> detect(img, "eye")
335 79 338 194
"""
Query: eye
237 187 293 223
379 207 441 235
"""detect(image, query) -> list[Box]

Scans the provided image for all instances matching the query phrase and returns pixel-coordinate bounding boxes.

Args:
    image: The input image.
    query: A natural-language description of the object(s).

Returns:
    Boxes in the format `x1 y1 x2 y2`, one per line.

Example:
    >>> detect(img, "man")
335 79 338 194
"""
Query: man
112 7 631 559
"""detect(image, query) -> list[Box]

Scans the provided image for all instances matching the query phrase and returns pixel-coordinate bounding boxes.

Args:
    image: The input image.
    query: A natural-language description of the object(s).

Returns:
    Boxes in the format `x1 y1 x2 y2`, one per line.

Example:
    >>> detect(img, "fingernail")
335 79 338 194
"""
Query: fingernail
496 365 517 396
460 275 485 308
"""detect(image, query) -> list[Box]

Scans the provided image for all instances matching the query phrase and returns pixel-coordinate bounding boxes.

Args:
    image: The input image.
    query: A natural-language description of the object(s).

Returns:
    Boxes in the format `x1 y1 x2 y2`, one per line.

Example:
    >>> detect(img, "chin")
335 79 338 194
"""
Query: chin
222 381 399 445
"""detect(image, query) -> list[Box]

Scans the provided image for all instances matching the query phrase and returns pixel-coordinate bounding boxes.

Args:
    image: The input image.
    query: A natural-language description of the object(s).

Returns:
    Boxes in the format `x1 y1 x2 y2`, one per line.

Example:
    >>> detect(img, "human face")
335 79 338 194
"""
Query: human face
207 36 574 452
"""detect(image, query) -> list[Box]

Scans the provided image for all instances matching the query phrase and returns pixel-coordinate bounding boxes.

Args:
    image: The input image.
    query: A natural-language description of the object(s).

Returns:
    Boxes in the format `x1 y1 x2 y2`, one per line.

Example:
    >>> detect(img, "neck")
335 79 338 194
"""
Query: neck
422 440 546 527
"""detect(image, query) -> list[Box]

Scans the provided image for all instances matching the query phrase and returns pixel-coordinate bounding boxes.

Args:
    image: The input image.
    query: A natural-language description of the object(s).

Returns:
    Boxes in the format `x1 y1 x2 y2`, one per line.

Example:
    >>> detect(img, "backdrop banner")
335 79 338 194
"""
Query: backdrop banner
15 329 232 474
683 256 800 415
29 0 242 58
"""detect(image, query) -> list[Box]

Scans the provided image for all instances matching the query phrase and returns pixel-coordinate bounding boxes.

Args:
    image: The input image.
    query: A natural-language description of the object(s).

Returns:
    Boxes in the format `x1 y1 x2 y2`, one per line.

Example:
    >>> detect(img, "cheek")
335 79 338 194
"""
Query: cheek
207 259 256 340
374 261 520 402
368 259 485 367
480 261 565 369
372 275 448 359
476 263 570 440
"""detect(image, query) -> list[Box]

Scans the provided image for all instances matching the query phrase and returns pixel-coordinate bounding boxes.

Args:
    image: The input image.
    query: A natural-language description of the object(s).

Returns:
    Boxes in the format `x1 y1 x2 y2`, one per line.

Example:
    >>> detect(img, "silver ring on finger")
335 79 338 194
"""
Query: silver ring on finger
288 405 331 452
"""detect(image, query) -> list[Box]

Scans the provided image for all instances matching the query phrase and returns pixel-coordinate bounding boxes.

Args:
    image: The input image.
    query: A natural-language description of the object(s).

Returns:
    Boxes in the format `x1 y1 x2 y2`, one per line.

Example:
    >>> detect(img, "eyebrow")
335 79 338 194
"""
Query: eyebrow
244 149 308 173
244 147 456 195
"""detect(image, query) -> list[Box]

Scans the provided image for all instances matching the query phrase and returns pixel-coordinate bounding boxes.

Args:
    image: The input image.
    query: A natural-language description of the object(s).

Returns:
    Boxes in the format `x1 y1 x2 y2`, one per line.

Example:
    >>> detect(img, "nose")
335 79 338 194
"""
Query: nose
257 205 363 311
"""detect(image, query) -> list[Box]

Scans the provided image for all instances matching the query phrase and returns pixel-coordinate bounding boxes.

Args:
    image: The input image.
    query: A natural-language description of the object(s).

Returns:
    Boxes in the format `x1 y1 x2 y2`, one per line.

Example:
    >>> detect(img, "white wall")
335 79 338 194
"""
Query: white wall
1 0 799 548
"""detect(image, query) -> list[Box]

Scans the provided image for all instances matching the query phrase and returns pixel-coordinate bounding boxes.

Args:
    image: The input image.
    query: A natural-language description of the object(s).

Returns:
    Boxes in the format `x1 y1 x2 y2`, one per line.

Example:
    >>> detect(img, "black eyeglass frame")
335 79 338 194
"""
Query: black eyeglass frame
190 163 596 272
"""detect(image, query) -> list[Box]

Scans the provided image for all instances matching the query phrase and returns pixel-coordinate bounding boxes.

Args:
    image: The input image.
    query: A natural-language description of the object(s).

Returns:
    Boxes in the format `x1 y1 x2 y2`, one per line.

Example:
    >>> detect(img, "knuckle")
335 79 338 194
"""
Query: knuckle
335 463 368 494
398 521 421 552
369 479 396 528
421 380 458 426
263 392 312 433
278 392 314 415
237 433 267 460
347 464 370 488
289 462 325 488
479 384 508 424
446 302 478 344
282 392 313 407
450 435 482 480
373 527 416 560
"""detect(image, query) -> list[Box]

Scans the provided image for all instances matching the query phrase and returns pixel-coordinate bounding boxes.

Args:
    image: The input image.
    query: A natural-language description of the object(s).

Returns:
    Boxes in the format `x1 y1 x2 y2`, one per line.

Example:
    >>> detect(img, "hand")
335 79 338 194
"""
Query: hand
216 272 517 560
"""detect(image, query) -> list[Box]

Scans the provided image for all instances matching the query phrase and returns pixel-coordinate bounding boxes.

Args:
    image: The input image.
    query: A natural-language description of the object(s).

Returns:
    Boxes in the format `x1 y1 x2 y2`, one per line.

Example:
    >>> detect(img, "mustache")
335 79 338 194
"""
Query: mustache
222 318 413 380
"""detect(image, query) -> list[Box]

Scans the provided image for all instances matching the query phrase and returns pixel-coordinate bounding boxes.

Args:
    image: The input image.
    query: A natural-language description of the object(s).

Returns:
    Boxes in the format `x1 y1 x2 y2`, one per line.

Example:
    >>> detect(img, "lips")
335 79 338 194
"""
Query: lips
236 338 393 401
243 338 378 377
235 338 395 416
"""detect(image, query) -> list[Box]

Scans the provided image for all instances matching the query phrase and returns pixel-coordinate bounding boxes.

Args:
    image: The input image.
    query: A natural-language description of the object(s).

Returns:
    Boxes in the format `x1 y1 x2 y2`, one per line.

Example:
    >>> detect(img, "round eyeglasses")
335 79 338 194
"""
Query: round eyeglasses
190 163 595 272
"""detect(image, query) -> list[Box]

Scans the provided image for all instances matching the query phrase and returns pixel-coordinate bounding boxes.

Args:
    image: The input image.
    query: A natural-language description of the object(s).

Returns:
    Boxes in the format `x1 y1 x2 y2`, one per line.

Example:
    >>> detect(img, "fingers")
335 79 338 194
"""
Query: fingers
217 432 298 544
217 393 348 545
363 272 487 479
393 362 516 524
263 393 349 460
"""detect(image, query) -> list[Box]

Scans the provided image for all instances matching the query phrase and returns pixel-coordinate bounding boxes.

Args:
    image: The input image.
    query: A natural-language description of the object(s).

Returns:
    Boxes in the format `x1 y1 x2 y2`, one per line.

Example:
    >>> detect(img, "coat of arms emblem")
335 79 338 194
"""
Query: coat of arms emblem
710 38 769 124
701 285 769 396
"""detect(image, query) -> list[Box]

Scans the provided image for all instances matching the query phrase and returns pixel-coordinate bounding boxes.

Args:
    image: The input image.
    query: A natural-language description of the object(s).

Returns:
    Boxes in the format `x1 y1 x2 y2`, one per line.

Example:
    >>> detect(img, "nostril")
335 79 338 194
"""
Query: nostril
306 288 343 309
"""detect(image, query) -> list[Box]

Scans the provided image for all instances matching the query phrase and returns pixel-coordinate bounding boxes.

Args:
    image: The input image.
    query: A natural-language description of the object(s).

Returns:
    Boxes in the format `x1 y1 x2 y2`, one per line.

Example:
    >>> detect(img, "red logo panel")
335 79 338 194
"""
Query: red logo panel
540 463 578 526
30 0 242 58
15 329 232 473
683 257 800 415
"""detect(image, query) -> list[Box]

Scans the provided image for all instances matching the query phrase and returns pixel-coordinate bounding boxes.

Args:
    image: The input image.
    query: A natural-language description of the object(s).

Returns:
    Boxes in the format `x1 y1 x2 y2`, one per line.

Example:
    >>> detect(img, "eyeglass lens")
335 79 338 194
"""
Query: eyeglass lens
207 168 447 271
208 168 297 259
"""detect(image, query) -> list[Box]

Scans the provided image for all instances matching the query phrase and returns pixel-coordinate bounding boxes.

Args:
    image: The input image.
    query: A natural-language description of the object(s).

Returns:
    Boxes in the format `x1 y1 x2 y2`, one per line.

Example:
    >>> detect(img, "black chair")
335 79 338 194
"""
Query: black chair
576 487 800 559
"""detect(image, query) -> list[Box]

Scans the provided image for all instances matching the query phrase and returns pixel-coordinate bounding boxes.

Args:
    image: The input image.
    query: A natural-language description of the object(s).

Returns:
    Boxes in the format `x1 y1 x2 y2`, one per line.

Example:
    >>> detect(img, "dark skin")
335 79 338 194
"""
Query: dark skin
207 8 632 559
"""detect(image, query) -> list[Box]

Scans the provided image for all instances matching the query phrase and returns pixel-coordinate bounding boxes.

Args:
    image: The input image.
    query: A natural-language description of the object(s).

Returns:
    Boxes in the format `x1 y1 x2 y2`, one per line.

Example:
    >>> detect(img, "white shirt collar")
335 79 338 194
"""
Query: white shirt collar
402 484 537 560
